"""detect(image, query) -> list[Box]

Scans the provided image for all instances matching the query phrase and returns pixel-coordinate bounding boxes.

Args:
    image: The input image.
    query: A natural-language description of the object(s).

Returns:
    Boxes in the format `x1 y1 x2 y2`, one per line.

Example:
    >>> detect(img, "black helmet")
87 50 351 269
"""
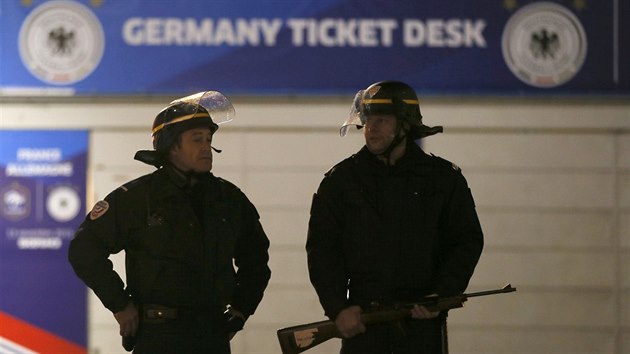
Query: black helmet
340 81 442 139
152 91 234 152
152 102 216 152
135 91 234 167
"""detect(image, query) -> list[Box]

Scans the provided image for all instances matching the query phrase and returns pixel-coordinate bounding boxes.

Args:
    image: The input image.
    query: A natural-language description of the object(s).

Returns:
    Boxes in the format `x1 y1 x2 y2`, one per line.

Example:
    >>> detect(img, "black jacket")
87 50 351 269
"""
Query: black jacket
306 142 483 319
68 166 270 318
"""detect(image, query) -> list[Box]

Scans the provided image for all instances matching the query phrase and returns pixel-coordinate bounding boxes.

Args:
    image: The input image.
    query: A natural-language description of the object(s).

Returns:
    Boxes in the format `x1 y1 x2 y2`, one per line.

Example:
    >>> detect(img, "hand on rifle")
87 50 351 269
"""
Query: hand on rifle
410 294 440 320
334 305 366 338
114 302 139 338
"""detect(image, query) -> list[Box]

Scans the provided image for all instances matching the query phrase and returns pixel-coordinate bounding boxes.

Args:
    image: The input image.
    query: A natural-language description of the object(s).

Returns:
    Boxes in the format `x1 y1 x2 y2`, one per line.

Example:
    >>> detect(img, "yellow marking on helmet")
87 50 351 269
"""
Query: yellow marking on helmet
363 99 393 104
363 99 419 105
151 112 211 134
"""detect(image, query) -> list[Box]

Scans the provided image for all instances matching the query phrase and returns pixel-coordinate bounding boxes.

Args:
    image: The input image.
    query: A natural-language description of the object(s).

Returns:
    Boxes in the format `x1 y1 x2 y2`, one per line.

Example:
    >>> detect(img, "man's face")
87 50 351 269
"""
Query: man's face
363 114 398 155
169 127 214 173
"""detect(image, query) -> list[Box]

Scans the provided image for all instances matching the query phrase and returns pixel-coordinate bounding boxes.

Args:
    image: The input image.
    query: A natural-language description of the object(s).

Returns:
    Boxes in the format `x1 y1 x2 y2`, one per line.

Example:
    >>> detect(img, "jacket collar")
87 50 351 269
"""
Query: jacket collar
357 140 431 173
151 165 214 198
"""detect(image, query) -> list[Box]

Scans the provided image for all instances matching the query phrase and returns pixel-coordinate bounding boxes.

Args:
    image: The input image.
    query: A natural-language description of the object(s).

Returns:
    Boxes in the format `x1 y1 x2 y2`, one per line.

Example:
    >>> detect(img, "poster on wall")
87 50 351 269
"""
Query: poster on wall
0 0 628 96
0 130 88 354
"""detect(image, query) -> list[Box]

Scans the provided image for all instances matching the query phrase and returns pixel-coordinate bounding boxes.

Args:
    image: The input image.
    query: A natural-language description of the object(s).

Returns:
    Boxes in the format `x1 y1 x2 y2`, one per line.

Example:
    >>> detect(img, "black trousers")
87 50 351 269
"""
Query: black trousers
340 316 445 354
132 319 230 354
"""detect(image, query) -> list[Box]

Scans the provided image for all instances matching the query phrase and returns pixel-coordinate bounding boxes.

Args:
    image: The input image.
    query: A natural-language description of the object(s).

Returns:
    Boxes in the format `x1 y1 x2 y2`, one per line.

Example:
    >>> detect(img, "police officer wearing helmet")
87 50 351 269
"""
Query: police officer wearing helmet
69 91 271 353
306 81 483 353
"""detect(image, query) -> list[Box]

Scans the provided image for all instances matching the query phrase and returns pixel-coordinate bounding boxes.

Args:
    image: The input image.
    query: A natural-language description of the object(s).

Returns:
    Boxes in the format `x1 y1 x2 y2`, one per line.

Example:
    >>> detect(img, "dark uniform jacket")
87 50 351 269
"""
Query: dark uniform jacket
306 142 483 320
69 165 271 319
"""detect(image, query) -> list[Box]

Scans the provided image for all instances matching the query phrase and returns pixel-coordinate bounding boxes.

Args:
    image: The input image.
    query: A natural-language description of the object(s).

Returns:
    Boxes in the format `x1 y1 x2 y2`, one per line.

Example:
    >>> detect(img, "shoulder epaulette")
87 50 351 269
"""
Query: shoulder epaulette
117 173 152 192
429 153 461 171
324 154 357 177
215 176 241 193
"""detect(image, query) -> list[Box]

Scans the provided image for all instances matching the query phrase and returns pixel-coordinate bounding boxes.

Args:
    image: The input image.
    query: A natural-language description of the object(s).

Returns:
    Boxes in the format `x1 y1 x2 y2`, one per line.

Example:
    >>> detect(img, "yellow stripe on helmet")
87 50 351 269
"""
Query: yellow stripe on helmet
363 99 419 105
363 98 393 104
151 112 211 135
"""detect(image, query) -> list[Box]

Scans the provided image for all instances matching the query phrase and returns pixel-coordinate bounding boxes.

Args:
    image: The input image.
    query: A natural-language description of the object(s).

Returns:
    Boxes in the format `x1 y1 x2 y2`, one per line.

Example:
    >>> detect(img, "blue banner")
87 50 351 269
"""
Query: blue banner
0 130 88 353
0 0 628 96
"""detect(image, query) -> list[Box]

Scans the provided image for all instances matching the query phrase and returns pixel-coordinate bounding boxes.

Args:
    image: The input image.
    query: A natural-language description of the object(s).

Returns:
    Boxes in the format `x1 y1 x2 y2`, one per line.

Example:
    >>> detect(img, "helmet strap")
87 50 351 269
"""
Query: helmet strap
377 119 407 166
166 159 210 187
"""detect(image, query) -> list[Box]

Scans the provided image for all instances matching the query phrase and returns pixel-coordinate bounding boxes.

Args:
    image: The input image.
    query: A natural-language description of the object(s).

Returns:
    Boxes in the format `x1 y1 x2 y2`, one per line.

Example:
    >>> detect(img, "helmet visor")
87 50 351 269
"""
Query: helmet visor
340 90 366 137
152 91 235 136
170 90 235 126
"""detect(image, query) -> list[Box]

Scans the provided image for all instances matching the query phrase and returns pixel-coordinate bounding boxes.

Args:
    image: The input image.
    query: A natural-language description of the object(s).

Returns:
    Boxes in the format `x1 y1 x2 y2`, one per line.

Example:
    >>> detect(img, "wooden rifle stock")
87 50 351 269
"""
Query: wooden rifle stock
277 284 516 354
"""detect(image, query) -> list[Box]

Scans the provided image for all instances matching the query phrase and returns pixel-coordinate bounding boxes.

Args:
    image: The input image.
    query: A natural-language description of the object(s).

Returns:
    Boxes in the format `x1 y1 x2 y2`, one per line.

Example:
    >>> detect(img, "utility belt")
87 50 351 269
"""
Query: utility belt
122 304 223 352
142 304 221 326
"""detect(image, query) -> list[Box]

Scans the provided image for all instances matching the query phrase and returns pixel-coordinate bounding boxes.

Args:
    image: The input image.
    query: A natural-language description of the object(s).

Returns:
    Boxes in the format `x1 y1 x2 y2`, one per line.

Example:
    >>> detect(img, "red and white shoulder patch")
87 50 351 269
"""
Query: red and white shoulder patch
89 200 109 220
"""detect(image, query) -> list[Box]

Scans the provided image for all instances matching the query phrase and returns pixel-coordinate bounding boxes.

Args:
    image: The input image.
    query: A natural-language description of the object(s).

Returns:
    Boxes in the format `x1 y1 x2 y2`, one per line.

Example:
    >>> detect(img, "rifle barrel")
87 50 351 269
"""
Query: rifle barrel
464 284 516 298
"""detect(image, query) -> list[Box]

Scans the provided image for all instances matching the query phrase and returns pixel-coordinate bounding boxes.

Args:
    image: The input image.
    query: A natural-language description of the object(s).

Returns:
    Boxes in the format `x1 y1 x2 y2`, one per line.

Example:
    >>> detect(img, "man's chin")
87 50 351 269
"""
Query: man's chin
366 146 387 155
192 165 212 173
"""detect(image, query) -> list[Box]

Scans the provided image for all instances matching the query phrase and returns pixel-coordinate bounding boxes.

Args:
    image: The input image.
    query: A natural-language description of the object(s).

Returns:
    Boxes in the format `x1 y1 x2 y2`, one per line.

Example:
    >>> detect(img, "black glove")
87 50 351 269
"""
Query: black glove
223 305 246 333
122 335 136 352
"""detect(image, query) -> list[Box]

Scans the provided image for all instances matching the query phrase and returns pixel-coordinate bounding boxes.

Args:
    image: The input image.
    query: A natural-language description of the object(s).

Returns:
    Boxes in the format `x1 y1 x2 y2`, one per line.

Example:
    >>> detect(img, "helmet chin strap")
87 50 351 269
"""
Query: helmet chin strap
169 163 211 186
376 121 407 166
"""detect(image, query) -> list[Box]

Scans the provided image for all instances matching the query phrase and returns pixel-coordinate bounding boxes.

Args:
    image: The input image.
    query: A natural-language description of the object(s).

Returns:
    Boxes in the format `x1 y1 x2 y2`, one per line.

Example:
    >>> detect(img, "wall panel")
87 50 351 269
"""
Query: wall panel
26 101 626 354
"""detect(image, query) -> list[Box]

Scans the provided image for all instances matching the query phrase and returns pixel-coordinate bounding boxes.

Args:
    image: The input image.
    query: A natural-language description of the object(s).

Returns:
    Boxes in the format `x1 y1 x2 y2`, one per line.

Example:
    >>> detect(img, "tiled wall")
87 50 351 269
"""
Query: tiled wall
425 130 629 354
19 99 623 354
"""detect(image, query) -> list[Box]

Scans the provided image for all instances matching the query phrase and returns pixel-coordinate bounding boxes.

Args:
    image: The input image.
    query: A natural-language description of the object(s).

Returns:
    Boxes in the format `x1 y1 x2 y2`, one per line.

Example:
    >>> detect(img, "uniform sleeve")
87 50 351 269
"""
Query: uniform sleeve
435 169 484 296
231 194 271 317
68 191 130 313
305 176 349 320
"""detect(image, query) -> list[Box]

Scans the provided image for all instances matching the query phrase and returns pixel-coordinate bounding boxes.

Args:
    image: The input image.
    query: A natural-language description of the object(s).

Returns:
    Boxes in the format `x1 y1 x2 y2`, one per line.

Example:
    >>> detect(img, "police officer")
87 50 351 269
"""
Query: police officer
306 81 483 354
69 91 271 353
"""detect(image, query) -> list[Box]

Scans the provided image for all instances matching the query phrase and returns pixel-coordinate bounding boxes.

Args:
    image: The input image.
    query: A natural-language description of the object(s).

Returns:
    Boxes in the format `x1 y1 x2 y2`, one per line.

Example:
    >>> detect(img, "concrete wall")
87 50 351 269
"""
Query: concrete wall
2 97 628 354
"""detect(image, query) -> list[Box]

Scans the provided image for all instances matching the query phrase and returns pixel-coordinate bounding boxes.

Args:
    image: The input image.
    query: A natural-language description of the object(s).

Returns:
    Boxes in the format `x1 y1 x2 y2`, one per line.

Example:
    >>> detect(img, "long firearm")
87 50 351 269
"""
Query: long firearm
277 284 516 354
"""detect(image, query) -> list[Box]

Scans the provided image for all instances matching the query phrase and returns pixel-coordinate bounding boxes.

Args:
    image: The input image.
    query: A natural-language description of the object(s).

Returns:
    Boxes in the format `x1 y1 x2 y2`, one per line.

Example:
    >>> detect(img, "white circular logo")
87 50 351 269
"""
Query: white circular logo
502 2 587 88
47 186 81 222
19 0 105 85
1 183 31 222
